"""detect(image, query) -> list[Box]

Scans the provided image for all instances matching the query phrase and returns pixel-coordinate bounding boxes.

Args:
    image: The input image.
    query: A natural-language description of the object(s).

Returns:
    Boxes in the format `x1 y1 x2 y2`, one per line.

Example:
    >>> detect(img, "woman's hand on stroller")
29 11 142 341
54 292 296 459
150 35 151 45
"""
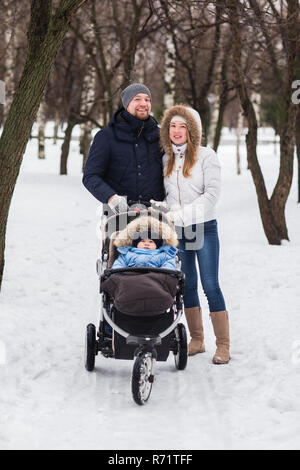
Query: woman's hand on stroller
108 194 129 214
150 199 169 213
166 208 183 225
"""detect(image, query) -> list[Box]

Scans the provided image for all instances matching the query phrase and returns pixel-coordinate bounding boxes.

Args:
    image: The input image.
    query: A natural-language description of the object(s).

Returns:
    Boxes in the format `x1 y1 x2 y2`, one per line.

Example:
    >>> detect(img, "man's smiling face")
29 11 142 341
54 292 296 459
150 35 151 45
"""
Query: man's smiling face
126 93 151 120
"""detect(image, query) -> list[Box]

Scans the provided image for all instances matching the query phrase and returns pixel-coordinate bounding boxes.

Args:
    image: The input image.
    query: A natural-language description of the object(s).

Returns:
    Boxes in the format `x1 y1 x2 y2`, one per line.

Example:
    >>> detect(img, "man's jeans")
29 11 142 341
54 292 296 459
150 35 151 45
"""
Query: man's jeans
177 220 226 312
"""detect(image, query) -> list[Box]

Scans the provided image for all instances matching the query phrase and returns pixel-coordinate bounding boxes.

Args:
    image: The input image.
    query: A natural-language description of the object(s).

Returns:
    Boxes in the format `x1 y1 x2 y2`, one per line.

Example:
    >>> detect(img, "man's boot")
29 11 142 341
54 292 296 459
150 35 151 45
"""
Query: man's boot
185 306 205 356
210 310 230 364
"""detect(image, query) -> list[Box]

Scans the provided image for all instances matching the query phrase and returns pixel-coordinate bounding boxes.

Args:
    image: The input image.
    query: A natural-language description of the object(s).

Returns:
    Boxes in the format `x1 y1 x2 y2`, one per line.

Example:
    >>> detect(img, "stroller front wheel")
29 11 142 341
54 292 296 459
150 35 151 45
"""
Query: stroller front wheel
85 323 96 371
131 353 154 405
174 323 188 370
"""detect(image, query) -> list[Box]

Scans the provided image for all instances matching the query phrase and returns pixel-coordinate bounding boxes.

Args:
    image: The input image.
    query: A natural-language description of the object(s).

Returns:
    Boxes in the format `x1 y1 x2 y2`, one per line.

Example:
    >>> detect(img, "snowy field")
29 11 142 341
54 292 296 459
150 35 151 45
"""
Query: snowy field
0 124 300 450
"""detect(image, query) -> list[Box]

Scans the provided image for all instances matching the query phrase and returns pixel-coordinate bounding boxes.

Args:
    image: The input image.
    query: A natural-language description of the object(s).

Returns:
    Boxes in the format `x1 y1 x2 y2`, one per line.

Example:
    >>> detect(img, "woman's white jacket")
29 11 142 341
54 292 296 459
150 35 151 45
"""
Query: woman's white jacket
162 145 221 227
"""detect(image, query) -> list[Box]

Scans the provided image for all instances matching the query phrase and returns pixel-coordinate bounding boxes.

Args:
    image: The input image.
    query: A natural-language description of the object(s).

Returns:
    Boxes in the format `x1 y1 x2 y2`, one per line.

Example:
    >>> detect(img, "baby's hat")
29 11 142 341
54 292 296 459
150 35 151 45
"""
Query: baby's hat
113 215 178 248
132 229 163 249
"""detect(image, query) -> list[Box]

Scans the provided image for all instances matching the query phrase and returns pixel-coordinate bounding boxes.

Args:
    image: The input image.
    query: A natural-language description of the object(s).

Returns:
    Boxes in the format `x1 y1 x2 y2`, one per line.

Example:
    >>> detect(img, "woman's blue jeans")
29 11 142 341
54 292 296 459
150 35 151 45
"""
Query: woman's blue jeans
176 220 226 312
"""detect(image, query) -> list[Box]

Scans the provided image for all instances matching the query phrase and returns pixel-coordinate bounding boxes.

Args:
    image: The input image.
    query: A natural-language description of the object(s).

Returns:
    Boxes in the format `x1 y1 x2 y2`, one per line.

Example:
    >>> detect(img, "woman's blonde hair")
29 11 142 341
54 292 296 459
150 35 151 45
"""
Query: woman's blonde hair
165 126 197 178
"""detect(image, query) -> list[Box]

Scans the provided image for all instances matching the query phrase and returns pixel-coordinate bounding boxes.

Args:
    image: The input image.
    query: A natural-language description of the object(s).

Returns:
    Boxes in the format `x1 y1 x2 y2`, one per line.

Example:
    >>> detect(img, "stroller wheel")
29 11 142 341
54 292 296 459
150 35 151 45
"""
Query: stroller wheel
85 323 96 371
131 353 154 405
174 323 188 370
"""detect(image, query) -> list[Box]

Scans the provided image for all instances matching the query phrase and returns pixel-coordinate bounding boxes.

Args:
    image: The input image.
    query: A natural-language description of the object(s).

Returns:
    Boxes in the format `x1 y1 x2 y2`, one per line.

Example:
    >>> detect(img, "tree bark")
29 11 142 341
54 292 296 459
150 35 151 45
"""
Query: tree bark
0 0 87 290
79 15 96 170
3 1 16 123
53 110 60 145
163 34 176 110
213 36 232 151
81 126 93 172
60 116 77 175
236 108 243 175
37 99 47 159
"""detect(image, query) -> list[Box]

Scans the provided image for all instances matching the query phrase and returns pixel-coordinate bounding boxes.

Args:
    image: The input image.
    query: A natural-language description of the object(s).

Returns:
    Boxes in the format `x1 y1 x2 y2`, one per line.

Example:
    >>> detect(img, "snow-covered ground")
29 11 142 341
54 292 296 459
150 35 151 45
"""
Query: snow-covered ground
0 125 300 450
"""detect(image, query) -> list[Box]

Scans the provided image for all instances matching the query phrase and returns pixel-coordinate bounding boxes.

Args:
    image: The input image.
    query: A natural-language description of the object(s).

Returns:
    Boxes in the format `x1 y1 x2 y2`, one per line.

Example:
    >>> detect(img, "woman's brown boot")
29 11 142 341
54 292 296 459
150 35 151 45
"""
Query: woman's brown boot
185 306 205 356
210 311 230 364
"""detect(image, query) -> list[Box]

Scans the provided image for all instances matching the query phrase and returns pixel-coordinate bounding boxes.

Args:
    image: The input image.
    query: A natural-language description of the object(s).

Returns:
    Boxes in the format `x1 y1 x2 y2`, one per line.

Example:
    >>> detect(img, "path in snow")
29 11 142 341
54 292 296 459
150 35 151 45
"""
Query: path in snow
0 130 300 449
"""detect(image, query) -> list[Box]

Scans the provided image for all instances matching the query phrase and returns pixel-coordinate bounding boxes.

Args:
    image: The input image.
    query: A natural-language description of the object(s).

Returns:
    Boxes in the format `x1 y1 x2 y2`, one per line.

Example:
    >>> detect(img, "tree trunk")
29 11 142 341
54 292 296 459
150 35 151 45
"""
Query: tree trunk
78 16 96 170
37 100 47 159
213 92 228 151
208 54 223 148
3 2 16 123
244 113 283 245
269 100 297 239
228 0 280 243
0 0 87 290
227 0 298 245
163 35 176 110
53 110 60 145
198 99 210 147
60 116 77 175
213 36 231 152
80 125 93 172
236 108 243 175
296 109 300 203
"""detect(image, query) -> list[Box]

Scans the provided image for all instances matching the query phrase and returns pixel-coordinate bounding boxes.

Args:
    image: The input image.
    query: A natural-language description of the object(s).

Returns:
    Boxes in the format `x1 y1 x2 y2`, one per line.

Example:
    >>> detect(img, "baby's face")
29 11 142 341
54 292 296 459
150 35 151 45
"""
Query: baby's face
137 239 157 250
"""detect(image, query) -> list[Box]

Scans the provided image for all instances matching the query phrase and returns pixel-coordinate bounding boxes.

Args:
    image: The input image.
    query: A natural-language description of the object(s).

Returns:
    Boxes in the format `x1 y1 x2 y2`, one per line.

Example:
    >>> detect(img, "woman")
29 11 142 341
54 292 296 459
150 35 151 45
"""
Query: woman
155 104 230 364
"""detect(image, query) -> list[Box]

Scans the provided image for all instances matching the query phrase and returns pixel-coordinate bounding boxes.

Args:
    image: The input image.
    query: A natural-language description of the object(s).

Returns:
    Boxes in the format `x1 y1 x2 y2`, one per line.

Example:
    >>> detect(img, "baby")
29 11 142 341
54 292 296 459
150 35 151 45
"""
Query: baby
111 232 178 270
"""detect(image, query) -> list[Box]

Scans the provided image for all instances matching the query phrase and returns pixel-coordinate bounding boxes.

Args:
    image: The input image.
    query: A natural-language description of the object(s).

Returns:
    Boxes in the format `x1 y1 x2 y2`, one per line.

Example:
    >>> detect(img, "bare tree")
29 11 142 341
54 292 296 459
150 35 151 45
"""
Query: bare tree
37 99 47 159
154 0 225 142
0 0 88 290
79 13 97 169
226 0 299 245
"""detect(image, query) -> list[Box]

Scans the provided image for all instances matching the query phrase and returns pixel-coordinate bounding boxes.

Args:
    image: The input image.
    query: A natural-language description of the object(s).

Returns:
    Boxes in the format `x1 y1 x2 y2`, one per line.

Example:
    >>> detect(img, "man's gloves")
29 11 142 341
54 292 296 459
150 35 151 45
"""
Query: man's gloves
108 194 129 214
150 199 169 212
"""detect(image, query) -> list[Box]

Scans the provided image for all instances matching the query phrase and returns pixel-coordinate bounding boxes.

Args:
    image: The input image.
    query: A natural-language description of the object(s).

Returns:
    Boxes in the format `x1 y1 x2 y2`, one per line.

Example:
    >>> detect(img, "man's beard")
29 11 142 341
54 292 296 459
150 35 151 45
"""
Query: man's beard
134 109 150 120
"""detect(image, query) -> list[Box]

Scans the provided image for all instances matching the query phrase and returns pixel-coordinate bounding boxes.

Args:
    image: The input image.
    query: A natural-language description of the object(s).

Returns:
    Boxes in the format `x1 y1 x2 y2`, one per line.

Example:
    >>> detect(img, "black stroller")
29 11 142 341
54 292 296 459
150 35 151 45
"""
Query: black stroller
84 202 188 405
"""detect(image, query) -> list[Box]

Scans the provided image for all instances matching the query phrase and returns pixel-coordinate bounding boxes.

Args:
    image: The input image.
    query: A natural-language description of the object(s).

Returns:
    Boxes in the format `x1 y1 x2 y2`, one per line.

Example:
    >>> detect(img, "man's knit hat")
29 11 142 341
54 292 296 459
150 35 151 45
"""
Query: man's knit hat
121 83 152 109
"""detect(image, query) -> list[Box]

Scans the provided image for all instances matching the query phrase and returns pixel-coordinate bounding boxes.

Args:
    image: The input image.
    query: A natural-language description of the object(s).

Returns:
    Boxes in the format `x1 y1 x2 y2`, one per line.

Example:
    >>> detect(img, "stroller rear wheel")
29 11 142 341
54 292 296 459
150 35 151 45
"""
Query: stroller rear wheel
131 353 154 405
85 323 96 371
174 323 188 370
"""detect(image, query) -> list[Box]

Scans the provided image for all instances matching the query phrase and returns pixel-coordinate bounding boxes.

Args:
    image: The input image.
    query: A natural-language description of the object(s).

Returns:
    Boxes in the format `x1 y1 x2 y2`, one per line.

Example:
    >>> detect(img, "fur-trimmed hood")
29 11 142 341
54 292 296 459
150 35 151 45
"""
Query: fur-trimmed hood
160 104 202 156
113 215 178 248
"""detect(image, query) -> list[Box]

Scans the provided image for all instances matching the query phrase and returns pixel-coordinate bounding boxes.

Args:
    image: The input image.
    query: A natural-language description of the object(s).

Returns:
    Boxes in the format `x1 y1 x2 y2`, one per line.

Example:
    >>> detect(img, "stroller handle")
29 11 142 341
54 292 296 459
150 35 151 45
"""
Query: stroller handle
127 200 151 210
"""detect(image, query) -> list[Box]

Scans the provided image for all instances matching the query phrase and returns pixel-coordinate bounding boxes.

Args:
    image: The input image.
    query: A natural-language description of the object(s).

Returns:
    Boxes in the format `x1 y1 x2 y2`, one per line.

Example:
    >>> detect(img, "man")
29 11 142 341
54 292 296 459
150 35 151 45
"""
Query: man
82 83 165 214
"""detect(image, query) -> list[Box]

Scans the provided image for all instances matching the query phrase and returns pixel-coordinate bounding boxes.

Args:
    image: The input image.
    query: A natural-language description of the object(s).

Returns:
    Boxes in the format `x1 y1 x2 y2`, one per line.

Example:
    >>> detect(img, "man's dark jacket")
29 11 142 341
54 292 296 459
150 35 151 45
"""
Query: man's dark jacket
82 108 165 204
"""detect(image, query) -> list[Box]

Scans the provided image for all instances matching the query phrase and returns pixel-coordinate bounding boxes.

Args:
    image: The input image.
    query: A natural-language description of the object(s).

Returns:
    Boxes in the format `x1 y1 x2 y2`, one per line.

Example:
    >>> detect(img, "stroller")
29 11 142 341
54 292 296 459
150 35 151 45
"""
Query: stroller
84 201 188 405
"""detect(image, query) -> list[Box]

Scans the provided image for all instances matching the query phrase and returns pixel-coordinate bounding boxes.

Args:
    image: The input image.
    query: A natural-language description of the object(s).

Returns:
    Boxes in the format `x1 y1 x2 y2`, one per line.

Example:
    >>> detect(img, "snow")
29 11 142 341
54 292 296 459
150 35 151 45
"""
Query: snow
0 125 300 450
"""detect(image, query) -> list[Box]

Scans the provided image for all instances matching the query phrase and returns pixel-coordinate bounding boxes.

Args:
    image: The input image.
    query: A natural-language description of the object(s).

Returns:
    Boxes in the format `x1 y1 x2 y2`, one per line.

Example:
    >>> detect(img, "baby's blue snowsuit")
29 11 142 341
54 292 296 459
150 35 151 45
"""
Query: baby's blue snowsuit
111 244 177 270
